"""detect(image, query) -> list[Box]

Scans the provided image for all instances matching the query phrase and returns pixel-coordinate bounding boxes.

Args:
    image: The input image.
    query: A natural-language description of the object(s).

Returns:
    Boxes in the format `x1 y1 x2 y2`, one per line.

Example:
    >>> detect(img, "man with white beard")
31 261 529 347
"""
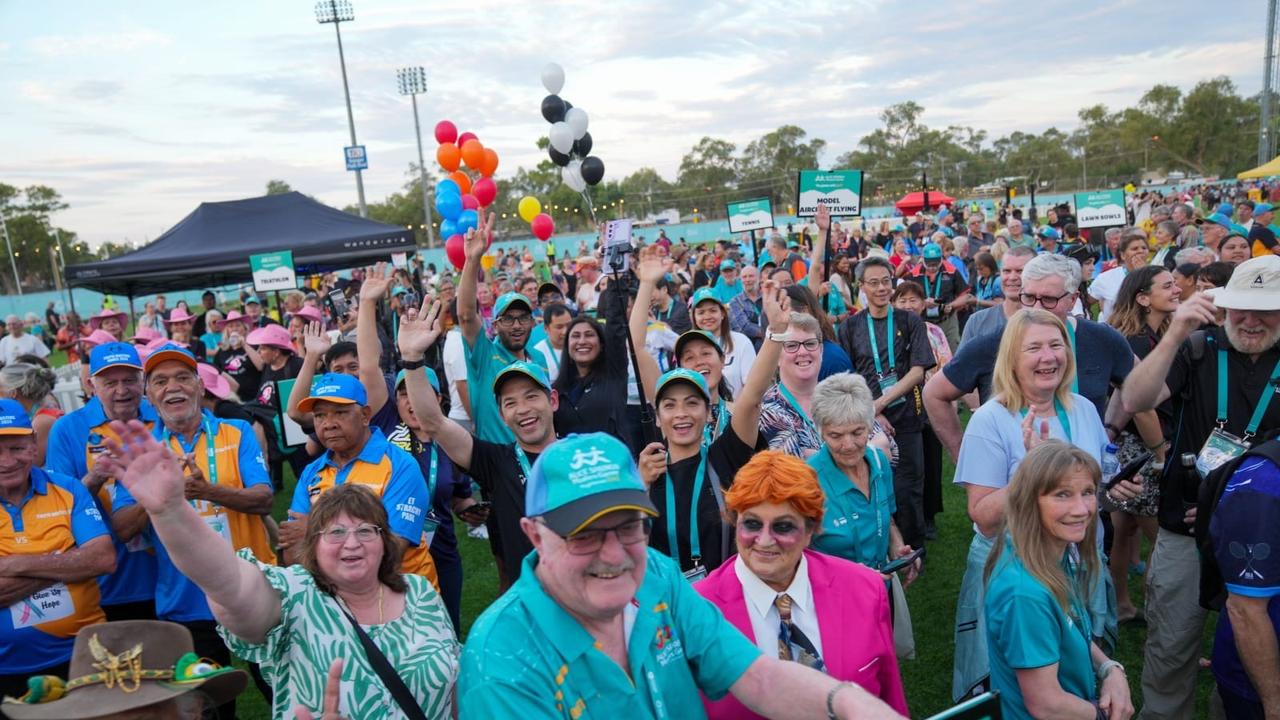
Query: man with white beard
1119 255 1280 720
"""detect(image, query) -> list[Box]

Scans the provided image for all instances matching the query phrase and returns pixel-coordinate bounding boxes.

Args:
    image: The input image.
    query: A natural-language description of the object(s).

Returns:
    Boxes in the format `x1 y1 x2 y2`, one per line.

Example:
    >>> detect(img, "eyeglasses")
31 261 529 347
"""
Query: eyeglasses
1019 291 1071 310
494 313 534 328
559 517 652 555
861 278 893 288
739 517 805 538
320 524 382 544
782 338 822 354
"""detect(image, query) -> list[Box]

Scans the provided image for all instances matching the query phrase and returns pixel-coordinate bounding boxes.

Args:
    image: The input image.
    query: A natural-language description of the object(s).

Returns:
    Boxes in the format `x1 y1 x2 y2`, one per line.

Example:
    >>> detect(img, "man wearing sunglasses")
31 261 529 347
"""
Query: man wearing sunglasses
923 253 1134 460
458 433 903 720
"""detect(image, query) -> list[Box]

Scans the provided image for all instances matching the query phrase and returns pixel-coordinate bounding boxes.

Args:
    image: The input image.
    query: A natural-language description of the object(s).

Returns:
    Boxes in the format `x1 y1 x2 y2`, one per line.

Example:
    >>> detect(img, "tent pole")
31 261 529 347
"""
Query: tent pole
273 290 282 324
127 293 136 335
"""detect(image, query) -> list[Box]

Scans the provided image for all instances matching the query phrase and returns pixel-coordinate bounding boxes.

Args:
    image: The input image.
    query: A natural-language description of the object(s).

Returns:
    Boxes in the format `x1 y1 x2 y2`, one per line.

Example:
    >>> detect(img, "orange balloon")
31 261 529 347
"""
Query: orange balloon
480 148 500 177
460 139 486 171
436 143 461 172
448 171 472 195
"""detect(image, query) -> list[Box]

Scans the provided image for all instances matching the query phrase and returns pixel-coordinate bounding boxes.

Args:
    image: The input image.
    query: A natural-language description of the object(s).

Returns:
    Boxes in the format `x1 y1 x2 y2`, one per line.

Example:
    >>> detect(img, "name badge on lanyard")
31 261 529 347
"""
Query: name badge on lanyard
1196 349 1280 475
867 309 906 409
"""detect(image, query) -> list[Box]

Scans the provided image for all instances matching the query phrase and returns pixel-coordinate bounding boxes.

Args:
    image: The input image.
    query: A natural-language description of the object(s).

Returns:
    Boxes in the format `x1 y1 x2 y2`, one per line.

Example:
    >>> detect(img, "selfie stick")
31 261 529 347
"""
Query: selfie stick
821 213 834 314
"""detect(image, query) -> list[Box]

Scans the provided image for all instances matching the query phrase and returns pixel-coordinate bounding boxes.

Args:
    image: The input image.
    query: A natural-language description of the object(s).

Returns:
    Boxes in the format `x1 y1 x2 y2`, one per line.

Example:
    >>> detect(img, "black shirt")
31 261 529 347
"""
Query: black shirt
552 289 639 453
1157 327 1280 535
837 308 936 434
256 355 305 407
654 297 692 335
647 424 760 574
907 266 968 311
215 347 263 402
461 438 541 580
1250 223 1278 255
385 426 471 567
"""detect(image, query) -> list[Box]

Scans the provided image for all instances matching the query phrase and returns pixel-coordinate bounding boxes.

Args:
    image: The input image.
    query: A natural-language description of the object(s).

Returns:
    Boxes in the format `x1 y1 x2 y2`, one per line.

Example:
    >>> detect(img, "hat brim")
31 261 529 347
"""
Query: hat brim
1204 286 1280 311
655 375 712 403
144 350 197 374
91 361 143 377
495 297 533 316
1 670 248 720
0 427 34 436
493 368 550 395
297 395 359 413
540 488 659 537
673 333 723 360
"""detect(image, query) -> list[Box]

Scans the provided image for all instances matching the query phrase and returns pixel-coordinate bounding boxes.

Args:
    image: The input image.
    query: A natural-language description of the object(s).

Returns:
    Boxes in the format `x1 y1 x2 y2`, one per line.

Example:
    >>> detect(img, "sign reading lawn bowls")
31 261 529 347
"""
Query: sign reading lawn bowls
345 145 368 171
250 250 297 292
796 169 863 217
725 197 775 233
1074 189 1126 228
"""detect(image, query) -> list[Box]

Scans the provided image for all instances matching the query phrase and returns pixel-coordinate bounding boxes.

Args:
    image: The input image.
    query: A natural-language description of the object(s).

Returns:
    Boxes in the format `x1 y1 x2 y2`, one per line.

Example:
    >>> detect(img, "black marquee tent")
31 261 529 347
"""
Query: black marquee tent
68 192 416 297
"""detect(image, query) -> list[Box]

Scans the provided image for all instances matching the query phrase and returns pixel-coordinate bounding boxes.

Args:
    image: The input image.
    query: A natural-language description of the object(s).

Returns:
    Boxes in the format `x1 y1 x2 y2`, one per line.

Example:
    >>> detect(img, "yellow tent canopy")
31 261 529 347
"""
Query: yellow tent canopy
1238 155 1280 179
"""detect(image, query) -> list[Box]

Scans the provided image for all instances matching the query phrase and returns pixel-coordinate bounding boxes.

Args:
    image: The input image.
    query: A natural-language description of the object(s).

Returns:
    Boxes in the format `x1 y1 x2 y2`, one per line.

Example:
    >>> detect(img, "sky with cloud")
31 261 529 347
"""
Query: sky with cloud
1 0 1268 247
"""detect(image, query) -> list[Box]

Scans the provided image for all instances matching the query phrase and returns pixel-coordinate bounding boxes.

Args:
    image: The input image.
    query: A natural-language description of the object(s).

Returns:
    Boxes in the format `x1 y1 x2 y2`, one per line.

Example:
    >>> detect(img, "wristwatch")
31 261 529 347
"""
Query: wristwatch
401 357 428 370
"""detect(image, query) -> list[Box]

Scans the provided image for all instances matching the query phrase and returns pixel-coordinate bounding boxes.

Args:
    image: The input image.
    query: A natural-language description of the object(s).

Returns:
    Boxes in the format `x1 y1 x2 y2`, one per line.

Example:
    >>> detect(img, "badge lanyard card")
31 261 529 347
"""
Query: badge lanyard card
1196 350 1280 477
867 309 906 409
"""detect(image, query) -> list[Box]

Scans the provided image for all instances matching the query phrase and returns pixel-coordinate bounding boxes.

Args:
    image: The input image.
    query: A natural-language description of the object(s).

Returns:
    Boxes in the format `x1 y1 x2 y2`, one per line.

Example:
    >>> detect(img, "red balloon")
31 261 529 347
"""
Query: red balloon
445 234 466 269
456 131 478 148
472 177 497 207
434 120 458 145
461 194 480 210
531 213 555 241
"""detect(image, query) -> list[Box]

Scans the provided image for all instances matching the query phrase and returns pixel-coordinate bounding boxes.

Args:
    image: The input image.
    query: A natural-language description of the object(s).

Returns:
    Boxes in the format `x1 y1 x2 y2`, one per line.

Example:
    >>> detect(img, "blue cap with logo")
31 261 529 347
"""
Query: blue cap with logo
921 242 944 261
143 342 197 374
655 367 711 403
689 287 724 308
493 360 552 395
0 398 33 436
89 342 143 377
297 372 368 413
525 433 658 536
672 329 724 361
493 292 533 318
394 367 440 393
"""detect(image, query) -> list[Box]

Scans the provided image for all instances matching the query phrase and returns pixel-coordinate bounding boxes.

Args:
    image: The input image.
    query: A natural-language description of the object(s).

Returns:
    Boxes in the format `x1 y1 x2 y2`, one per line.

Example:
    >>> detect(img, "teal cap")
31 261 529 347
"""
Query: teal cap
719 259 736 271
1229 223 1250 238
1204 213 1232 229
493 292 533 318
525 433 658 536
673 329 724 360
394 366 440 393
689 287 723 308
922 242 944 260
1256 203 1275 215
493 360 551 395
655 367 711 403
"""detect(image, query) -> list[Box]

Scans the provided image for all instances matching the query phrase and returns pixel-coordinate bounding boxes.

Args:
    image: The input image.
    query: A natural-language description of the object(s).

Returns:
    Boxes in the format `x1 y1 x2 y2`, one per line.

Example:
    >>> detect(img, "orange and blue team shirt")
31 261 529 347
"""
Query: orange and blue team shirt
291 427 437 584
44 396 159 607
0 468 110 673
113 410 275 622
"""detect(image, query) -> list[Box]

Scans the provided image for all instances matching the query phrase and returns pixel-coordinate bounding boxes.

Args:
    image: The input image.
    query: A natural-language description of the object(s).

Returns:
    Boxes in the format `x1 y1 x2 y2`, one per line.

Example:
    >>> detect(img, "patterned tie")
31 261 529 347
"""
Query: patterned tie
774 593 825 672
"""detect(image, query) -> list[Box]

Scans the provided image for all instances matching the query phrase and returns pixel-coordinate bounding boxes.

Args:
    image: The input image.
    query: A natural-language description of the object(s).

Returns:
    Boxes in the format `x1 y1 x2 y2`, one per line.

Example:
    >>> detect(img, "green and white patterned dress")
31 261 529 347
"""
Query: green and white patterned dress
218 550 459 719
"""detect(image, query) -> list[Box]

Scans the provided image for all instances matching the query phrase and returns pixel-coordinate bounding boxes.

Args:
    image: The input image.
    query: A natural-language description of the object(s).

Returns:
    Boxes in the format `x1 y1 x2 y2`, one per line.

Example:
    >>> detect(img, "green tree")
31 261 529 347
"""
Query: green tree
265 179 294 195
736 125 826 213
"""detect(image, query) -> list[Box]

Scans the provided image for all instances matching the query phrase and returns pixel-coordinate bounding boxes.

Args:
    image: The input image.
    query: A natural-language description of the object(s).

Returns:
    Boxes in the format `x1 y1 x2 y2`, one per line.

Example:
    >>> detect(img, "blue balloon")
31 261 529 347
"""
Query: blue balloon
436 192 463 221
436 178 461 197
440 218 458 239
456 209 479 236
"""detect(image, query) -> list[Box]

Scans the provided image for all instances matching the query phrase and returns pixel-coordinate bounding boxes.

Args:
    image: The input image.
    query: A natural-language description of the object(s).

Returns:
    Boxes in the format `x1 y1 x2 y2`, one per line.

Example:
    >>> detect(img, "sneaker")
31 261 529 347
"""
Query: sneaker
924 523 938 541
467 525 489 540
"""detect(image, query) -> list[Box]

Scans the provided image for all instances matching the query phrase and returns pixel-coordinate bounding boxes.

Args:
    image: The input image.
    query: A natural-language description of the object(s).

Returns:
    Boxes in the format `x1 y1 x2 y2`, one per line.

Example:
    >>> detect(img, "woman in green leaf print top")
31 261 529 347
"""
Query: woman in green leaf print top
97 419 458 720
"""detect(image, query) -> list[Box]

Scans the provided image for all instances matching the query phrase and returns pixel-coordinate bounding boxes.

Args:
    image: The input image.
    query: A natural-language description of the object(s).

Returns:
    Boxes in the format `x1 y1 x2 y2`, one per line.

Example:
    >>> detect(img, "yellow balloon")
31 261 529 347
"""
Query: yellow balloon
518 196 542 224
480 253 495 271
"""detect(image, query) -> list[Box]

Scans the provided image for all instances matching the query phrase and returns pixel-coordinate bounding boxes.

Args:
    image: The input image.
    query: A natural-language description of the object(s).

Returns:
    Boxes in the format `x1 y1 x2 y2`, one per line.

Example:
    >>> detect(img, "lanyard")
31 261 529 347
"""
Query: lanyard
664 446 708 564
866 308 895 377
1020 399 1073 443
702 397 727 447
163 417 219 506
1215 349 1280 438
923 271 942 299
1066 319 1079 394
513 444 533 483
777 383 816 435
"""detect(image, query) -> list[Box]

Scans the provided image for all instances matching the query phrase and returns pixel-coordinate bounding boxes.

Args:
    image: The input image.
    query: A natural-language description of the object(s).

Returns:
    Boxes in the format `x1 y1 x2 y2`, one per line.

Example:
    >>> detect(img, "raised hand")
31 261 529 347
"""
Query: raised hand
1168 293 1217 341
294 658 346 720
97 420 187 517
397 299 443 359
303 321 332 358
762 280 790 332
464 211 495 260
815 203 831 232
1021 412 1051 452
635 246 666 286
359 262 394 303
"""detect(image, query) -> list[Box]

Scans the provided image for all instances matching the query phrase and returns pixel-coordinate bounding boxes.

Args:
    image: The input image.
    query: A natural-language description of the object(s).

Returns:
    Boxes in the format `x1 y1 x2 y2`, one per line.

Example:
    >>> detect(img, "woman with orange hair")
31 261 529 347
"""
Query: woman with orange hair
694 450 908 719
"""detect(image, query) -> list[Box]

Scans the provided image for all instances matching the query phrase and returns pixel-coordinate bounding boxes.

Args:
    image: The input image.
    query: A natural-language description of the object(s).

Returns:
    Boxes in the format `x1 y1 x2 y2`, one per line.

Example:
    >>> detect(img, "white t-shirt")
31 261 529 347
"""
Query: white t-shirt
0 333 50 365
1090 266 1127 323
721 330 757 397
532 338 562 384
442 329 470 422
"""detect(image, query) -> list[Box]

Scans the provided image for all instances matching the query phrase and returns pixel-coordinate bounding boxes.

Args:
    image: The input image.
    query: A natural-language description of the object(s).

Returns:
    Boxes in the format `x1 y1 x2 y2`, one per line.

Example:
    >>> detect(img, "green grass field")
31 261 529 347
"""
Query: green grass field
225 448 1216 719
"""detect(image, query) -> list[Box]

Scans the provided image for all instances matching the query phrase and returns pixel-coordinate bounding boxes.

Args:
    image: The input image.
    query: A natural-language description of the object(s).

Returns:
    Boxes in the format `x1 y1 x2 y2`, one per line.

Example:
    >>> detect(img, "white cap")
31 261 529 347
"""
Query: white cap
1206 255 1280 311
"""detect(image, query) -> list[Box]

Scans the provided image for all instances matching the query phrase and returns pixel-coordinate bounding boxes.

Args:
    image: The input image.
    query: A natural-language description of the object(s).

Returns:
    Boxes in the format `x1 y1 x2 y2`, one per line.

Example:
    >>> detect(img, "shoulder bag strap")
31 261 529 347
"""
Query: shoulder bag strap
332 595 430 720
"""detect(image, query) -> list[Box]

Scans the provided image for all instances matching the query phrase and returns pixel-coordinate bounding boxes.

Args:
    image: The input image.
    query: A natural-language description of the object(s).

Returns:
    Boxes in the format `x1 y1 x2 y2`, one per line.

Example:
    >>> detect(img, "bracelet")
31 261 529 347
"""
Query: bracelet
825 681 852 720
1145 439 1166 451
1096 659 1124 682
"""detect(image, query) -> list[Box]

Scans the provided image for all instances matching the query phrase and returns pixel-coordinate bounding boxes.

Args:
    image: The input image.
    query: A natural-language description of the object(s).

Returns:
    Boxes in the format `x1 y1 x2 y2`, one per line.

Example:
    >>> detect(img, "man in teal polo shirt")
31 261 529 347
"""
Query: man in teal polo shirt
457 217 547 444
458 433 903 720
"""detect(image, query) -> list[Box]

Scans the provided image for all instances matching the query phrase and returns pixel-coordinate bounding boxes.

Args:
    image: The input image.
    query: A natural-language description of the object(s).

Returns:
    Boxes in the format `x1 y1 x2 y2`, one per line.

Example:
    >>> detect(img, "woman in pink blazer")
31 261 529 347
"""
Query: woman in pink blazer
695 450 908 719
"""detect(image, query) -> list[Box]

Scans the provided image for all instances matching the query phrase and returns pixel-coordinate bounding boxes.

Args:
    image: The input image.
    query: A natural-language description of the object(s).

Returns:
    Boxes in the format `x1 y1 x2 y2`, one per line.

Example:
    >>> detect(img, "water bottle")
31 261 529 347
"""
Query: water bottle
1101 444 1120 487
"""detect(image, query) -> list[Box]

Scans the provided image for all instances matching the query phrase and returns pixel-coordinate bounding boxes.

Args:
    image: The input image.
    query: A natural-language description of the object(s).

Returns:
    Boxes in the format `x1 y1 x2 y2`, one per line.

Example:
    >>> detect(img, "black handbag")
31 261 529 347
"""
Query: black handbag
332 596 430 720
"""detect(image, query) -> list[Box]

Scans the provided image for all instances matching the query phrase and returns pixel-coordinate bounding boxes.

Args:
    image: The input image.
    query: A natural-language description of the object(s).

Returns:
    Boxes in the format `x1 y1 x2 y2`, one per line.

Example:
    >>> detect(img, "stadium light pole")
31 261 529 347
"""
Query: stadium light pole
0 215 20 295
315 0 368 218
397 66 435 248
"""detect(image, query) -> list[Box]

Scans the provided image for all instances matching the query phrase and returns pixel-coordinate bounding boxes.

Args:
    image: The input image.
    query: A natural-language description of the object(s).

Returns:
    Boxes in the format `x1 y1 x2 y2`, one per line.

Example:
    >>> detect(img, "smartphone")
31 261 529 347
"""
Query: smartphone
1102 452 1153 492
458 501 491 520
881 546 926 574
326 288 350 321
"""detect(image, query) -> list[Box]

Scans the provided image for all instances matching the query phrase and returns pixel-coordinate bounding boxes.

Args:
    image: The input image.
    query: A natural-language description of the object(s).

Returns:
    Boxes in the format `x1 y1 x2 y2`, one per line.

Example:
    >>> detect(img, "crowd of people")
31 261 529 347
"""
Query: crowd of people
1 179 1279 719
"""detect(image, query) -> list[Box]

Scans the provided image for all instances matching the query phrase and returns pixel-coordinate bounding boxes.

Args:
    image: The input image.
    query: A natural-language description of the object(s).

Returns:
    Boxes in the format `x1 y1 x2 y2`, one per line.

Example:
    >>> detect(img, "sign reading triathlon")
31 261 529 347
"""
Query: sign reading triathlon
1074 189 1127 228
250 250 297 292
796 170 863 217
725 197 775 233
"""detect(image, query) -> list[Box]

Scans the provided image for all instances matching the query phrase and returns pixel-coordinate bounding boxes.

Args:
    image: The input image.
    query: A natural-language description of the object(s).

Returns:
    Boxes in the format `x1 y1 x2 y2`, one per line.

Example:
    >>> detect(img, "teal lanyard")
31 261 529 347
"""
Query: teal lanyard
923 271 942 299
426 442 438 495
163 417 219 505
777 383 816 434
1215 349 1280 438
1066 319 1079 394
664 446 708 564
866 308 895 377
513 445 532 481
702 397 727 447
546 344 561 373
1020 399 1073 443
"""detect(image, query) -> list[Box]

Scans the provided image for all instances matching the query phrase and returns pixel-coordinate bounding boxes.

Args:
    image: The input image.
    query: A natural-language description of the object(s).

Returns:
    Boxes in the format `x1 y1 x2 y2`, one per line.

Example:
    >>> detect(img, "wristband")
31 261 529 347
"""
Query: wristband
825 681 852 720
401 357 428 370
1096 659 1124 681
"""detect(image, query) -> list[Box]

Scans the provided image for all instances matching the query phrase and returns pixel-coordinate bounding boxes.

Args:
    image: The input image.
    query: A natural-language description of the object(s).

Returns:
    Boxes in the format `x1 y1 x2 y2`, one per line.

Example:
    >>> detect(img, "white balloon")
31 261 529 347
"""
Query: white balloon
565 107 589 140
549 121 575 154
562 160 586 192
541 63 565 95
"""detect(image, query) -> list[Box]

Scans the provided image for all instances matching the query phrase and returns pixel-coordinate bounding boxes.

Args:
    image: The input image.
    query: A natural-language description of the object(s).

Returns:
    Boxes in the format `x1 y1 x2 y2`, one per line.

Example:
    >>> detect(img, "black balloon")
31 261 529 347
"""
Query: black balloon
548 146 571 167
541 94 567 123
581 156 605 186
573 132 593 157
564 100 573 111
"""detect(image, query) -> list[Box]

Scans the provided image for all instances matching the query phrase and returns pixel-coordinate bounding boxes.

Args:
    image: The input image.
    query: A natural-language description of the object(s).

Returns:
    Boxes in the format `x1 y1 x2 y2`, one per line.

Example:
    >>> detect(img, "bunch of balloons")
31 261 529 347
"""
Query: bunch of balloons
539 63 605 192
517 196 555 241
434 120 500 269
